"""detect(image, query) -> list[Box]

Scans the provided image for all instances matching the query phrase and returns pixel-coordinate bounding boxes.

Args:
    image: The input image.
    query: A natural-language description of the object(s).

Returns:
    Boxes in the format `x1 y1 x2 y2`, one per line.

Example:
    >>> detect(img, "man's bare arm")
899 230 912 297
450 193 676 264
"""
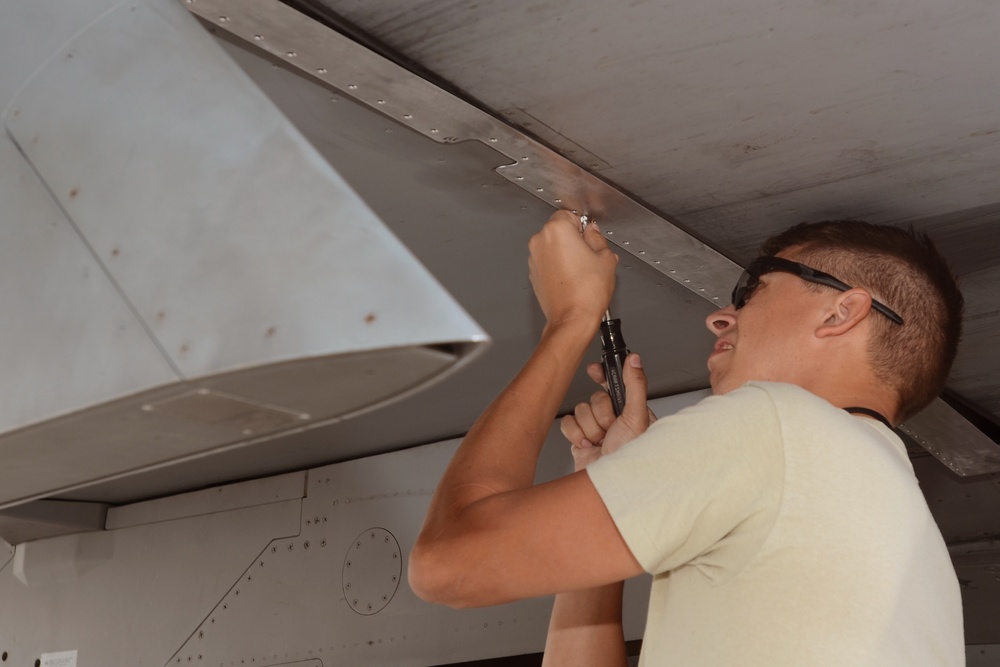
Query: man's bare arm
542 582 628 667
408 211 645 607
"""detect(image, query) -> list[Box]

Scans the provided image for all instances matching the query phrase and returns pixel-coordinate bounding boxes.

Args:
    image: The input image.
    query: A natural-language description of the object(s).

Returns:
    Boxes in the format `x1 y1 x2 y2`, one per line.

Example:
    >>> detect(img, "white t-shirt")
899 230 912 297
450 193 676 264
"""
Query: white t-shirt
587 382 963 666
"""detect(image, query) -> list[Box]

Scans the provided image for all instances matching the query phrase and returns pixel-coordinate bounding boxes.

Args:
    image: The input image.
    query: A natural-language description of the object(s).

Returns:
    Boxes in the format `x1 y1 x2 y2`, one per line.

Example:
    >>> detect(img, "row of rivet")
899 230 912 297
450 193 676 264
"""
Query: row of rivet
177 633 416 665
899 424 960 472
200 7 728 305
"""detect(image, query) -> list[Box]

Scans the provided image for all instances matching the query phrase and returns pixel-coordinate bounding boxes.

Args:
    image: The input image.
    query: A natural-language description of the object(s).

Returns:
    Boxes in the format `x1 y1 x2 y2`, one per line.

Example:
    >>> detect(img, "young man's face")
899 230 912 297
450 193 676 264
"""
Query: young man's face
705 251 823 394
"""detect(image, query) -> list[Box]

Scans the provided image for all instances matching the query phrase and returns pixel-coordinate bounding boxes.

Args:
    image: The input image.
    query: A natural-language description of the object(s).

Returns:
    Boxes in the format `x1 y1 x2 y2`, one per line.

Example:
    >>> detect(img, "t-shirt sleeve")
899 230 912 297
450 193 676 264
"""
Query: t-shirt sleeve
586 383 785 576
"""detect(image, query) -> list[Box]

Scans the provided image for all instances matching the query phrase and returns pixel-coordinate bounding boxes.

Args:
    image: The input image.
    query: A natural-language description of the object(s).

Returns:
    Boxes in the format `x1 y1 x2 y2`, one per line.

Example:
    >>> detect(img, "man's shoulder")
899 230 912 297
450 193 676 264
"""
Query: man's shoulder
672 381 827 416
650 381 842 437
743 380 824 401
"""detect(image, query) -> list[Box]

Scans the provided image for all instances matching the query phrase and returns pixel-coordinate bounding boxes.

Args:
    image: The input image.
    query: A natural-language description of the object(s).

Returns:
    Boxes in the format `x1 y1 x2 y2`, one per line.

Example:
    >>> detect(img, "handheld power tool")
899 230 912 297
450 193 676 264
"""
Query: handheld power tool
581 215 630 416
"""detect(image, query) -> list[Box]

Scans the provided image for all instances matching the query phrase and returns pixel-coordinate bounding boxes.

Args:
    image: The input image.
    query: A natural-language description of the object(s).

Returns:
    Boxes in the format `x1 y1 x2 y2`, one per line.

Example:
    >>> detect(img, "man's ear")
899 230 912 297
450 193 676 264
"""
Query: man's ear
816 289 872 338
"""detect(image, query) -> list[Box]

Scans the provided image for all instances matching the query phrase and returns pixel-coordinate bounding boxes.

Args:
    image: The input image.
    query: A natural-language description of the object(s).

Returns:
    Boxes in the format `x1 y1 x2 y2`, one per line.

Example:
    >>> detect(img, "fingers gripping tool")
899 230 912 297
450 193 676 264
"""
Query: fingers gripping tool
580 216 629 416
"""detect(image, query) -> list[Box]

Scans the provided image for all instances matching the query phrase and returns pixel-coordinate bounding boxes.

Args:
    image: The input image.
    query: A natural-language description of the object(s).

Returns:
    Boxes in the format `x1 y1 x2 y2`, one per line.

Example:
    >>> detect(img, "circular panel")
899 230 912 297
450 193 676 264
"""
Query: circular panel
342 527 402 615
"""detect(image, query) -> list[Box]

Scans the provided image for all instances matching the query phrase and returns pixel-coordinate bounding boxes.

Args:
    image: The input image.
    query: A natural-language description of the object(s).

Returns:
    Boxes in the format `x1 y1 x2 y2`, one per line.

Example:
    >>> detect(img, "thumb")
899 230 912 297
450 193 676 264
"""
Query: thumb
582 220 612 253
619 353 649 430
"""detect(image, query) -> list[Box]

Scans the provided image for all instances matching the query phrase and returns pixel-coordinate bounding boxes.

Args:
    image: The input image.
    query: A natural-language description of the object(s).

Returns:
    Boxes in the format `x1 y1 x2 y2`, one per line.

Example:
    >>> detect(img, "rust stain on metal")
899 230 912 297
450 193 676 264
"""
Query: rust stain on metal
364 313 376 324
69 187 79 199
266 326 277 338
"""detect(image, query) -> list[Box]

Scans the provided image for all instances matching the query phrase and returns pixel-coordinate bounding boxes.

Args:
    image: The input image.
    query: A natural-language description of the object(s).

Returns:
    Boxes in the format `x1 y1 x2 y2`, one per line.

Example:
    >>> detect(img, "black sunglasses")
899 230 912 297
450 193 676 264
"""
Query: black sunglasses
732 256 904 325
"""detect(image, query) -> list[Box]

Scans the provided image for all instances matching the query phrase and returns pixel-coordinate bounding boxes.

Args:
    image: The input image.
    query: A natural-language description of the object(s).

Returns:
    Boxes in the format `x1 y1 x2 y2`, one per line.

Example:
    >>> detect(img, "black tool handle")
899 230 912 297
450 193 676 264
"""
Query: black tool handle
599 318 629 416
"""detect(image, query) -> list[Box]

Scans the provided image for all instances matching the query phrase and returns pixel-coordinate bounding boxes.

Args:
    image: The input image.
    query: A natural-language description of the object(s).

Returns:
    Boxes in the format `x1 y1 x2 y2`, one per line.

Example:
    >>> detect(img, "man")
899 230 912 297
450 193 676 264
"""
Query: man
409 210 965 665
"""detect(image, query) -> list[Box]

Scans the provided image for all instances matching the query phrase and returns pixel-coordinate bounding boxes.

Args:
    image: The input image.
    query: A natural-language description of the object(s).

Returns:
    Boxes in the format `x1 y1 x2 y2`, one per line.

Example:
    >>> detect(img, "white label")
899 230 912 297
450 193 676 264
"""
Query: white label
41 651 77 667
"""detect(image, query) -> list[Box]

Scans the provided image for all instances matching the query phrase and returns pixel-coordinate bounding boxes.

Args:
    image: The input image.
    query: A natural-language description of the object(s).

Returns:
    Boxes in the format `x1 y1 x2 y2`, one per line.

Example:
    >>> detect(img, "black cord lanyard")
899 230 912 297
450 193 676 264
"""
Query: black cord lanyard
844 406 893 430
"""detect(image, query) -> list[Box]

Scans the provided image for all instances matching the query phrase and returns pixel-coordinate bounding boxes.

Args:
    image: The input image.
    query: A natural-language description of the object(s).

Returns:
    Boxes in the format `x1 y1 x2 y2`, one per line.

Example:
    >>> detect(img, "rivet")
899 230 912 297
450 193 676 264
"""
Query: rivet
622 241 629 245
430 128 439 133
218 16 229 23
317 68 327 74
377 99 386 105
684 279 691 283
554 198 562 203
253 34 262 40
489 137 498 142
516 176 524 181
286 51 297 58
521 156 530 161
536 187 544 192
606 230 613 235
655 260 661 264
403 114 413 119
348 84 358 90
142 404 154 412
639 250 646 254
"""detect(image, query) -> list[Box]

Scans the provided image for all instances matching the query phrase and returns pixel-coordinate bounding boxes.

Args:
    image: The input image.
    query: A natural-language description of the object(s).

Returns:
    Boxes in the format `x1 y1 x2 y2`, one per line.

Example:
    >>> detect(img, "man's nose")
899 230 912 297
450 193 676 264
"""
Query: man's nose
705 305 737 334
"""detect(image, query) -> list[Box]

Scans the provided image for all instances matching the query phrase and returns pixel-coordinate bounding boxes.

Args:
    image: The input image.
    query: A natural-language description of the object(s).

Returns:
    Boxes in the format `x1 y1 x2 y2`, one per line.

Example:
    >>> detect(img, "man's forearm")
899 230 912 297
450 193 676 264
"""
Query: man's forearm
542 582 628 667
418 318 596 537
408 211 630 606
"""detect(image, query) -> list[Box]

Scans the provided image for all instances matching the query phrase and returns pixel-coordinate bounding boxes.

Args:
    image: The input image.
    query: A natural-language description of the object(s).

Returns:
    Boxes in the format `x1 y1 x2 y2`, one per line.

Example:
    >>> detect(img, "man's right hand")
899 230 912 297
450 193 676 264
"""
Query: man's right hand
561 354 654 471
528 210 619 331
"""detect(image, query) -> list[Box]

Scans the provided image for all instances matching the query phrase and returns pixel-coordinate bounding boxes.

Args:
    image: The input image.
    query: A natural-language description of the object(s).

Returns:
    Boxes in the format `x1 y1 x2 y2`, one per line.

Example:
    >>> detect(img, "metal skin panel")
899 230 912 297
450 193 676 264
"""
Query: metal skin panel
0 0 121 108
0 500 109 545
0 347 459 510
0 135 180 434
0 0 490 509
0 498 302 666
4 0 486 380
